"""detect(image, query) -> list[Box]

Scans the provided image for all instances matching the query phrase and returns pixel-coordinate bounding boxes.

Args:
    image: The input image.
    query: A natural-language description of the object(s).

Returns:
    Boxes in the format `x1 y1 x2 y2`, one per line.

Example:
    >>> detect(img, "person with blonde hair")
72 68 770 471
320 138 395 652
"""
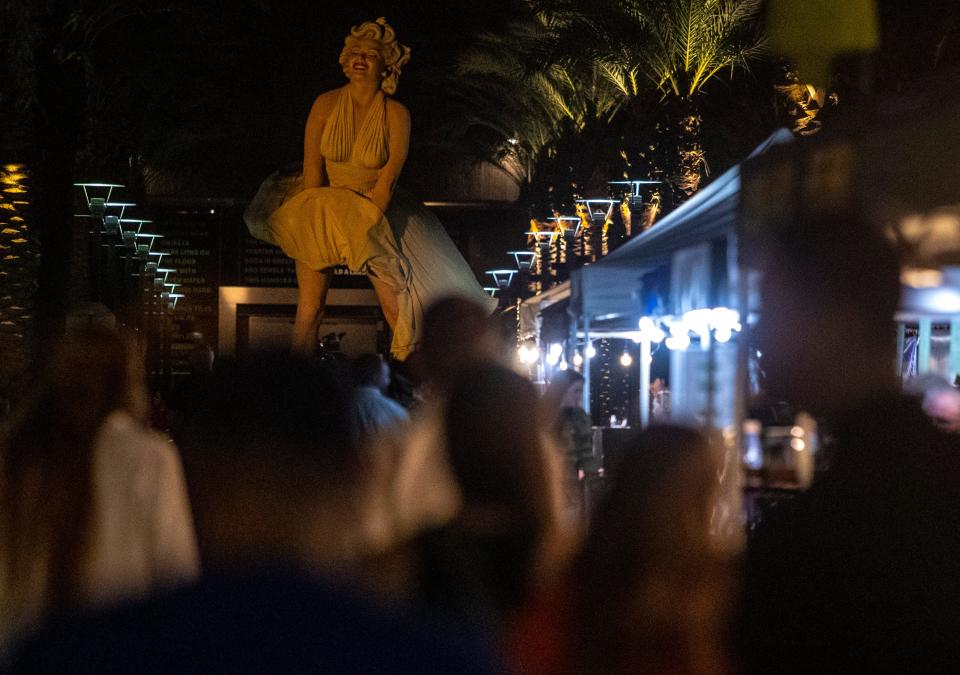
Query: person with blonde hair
245 18 494 360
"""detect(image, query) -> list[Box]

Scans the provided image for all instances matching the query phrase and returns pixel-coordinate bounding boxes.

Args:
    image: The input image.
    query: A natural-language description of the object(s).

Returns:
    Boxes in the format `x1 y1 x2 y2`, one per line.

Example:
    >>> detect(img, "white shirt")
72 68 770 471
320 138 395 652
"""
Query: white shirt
0 412 199 647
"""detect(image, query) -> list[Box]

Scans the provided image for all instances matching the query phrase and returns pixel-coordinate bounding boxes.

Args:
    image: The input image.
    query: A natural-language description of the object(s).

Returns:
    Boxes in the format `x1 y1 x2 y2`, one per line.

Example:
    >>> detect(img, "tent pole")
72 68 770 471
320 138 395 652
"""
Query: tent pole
918 318 932 375
639 337 651 428
583 315 591 414
951 319 960 385
895 322 905 378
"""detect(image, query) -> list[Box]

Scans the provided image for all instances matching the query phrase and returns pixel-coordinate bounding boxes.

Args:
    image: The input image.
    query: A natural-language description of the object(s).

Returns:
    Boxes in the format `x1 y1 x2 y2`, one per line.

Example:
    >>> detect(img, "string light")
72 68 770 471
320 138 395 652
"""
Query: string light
546 343 563 366
517 341 540 365
636 308 741 351
637 316 666 343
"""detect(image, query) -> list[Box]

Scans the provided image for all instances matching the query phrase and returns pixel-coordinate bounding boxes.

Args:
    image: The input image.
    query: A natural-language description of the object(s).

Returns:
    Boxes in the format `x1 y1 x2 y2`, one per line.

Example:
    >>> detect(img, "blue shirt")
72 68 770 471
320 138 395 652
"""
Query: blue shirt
355 385 409 437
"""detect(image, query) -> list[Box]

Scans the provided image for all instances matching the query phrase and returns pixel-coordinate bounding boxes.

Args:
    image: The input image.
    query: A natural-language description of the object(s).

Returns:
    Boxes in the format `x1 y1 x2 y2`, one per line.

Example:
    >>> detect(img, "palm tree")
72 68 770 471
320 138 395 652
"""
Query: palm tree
443 10 625 191
0 0 269 382
441 0 765 228
530 0 766 201
0 162 36 393
0 0 95 368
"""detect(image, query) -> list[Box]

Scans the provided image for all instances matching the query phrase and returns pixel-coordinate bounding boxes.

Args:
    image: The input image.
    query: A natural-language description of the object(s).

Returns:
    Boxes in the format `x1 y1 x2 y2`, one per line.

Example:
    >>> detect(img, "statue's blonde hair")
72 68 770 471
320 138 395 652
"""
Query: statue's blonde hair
339 17 411 95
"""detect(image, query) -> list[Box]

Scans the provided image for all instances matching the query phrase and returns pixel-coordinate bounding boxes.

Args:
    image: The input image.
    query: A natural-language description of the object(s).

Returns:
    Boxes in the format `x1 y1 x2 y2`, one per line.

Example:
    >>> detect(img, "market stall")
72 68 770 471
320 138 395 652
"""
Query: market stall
518 130 794 547
564 129 794 432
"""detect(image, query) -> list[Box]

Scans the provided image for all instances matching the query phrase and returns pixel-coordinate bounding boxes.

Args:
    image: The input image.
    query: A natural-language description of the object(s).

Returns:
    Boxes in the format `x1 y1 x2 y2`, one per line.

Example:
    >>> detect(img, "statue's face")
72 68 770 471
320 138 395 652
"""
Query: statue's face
345 38 384 84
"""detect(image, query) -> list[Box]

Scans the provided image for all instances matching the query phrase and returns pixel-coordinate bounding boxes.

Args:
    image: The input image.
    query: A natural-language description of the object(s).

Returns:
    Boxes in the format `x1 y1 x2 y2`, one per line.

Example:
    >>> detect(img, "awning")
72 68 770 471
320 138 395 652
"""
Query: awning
518 280 570 340
570 129 795 328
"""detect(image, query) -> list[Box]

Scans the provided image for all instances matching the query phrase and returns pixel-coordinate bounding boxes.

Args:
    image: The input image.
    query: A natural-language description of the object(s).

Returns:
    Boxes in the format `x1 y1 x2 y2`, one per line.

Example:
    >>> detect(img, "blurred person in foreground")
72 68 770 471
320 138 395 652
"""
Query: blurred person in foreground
917 377 960 434
7 352 499 673
360 296 506 554
510 425 732 674
742 216 960 672
0 328 198 651
374 364 567 638
352 353 409 440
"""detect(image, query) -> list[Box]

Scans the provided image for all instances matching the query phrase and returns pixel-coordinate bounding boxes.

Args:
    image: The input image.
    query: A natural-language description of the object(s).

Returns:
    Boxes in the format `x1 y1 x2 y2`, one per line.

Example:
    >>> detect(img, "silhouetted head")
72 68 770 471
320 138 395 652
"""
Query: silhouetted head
444 364 560 534
417 296 500 394
182 352 356 472
353 353 389 391
32 327 142 402
187 343 215 376
443 363 564 616
756 214 901 412
178 352 361 568
542 370 585 419
573 425 725 673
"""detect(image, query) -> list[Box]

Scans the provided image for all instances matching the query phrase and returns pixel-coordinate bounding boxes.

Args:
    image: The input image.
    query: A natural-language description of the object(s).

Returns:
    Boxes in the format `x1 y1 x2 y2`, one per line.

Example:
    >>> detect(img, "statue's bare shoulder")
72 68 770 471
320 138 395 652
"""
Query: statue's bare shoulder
310 88 342 121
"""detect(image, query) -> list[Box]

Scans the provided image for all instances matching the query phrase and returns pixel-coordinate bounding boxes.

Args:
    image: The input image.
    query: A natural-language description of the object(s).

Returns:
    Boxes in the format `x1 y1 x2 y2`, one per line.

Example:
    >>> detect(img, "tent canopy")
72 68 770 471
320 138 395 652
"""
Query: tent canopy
570 129 794 328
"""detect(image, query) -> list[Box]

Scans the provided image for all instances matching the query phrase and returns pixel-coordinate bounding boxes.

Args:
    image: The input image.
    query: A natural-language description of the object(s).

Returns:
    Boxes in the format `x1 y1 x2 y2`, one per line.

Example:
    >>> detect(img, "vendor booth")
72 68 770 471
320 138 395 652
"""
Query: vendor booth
523 70 960 533
567 129 794 432
520 129 794 545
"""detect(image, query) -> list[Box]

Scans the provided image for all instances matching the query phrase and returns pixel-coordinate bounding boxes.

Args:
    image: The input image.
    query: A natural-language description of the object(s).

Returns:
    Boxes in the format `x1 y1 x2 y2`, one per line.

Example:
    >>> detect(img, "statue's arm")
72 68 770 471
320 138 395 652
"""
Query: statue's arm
369 99 410 214
302 92 335 190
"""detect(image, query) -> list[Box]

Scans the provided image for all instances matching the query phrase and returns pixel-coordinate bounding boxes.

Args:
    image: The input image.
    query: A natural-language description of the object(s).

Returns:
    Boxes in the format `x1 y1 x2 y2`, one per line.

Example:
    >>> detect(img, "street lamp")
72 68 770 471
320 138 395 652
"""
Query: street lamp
485 269 516 289
74 182 125 216
607 179 661 199
508 250 536 271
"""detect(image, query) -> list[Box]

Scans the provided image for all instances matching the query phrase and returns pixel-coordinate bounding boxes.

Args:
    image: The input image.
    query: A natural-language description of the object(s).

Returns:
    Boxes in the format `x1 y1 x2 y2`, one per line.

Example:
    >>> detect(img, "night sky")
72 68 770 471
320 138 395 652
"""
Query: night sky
206 0 522 197
78 0 960 202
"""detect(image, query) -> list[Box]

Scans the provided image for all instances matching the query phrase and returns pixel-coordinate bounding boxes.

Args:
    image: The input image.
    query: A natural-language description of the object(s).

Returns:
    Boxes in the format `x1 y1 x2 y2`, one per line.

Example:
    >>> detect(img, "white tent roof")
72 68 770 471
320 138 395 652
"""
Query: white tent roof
570 129 795 325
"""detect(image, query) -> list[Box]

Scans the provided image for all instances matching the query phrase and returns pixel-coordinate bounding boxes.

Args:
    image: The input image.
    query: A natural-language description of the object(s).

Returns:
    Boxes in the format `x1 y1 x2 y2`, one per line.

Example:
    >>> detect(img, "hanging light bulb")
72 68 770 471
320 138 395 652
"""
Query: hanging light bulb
545 343 562 367
559 359 569 371
586 342 597 359
517 345 530 364
637 316 665 343
619 350 633 367
665 333 690 350
573 353 584 367
665 319 690 351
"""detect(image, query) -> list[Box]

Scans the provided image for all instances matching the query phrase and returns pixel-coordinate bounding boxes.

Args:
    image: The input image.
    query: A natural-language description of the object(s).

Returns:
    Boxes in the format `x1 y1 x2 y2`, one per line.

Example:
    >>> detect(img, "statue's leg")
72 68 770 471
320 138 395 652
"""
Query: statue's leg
369 274 399 331
292 261 332 356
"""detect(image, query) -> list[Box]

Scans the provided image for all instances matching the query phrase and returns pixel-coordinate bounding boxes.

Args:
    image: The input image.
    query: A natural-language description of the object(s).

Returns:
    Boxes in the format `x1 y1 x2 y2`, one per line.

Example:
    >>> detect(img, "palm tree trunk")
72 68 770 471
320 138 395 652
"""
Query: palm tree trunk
674 95 706 200
0 155 36 393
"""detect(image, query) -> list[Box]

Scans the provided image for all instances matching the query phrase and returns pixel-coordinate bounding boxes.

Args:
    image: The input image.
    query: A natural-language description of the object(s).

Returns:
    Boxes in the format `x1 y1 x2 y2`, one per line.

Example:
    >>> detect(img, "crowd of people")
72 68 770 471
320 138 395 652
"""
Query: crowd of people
2 216 960 673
